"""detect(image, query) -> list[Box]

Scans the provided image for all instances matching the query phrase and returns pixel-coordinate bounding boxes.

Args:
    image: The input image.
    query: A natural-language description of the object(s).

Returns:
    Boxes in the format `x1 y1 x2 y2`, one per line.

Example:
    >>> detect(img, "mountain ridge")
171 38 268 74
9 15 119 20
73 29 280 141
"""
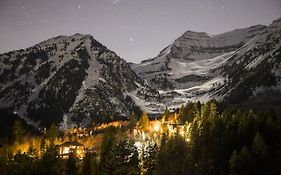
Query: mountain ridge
132 17 281 110
1 17 281 128
0 33 163 128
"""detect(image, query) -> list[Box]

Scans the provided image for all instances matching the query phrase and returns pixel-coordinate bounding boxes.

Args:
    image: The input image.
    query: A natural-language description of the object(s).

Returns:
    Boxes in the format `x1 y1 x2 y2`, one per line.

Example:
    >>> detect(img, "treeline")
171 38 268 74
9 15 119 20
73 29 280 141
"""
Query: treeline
0 110 39 143
181 100 281 175
0 100 281 175
98 101 281 175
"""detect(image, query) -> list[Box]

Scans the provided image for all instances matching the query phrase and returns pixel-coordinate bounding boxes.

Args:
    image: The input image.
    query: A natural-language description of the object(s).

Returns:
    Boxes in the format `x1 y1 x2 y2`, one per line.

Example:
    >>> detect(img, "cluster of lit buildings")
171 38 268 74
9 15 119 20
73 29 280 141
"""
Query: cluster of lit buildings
57 141 85 159
57 113 191 159
133 113 191 144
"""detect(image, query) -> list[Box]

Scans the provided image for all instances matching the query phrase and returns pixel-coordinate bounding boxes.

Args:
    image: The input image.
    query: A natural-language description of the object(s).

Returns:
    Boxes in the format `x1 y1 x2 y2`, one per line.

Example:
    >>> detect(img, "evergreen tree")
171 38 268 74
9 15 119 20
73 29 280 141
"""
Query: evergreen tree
0 154 7 175
38 145 63 175
114 139 139 175
12 120 25 144
178 105 187 124
186 102 195 122
251 132 269 174
8 151 37 175
201 102 210 119
143 142 158 175
99 135 116 175
162 107 170 122
66 153 80 175
27 145 38 159
82 152 99 175
46 122 58 144
138 112 149 130
40 138 46 155
252 132 268 157
232 146 252 175
229 150 240 175
129 111 138 129
157 134 190 175
209 101 218 119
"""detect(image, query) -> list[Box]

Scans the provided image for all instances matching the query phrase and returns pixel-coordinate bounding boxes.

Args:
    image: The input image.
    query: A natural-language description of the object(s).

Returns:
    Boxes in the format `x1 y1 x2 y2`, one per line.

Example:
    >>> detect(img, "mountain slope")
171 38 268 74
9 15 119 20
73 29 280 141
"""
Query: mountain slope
0 34 162 128
133 25 266 90
133 18 281 110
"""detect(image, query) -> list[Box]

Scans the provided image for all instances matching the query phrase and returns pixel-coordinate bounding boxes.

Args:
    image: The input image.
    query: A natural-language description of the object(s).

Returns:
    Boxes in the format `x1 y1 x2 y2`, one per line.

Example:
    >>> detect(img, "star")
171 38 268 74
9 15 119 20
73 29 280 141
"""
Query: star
44 20 48 24
78 5 81 9
129 38 133 42
113 0 119 4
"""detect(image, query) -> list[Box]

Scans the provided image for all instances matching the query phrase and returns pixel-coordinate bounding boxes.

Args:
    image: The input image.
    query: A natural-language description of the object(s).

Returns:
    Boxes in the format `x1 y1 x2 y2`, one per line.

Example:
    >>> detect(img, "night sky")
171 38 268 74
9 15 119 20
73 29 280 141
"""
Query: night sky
0 0 281 63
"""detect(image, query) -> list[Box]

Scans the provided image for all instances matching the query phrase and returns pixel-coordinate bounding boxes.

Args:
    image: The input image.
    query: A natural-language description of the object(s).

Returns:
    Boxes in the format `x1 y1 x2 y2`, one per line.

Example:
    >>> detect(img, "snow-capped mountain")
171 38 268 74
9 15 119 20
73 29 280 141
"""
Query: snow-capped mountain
133 18 281 109
1 18 280 128
0 34 163 128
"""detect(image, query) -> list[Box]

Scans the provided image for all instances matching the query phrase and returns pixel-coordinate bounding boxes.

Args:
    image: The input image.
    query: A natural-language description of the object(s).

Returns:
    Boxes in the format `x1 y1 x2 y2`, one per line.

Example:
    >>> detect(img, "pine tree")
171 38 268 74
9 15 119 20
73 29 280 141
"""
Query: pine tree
157 134 189 175
99 135 116 175
129 111 138 129
185 102 196 122
82 152 99 175
143 142 158 175
251 132 269 174
114 139 139 175
46 122 58 144
252 132 268 157
40 138 46 156
12 120 25 144
178 105 186 124
201 102 210 119
230 147 255 175
27 145 38 159
66 153 80 175
209 101 218 119
162 107 170 122
8 151 37 175
38 145 63 175
229 150 240 175
138 112 149 130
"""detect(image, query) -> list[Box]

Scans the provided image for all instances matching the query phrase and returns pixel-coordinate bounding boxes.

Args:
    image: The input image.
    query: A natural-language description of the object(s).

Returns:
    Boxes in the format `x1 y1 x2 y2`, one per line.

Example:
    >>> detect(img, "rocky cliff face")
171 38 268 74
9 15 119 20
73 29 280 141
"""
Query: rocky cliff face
0 34 162 128
133 18 281 110
1 18 281 128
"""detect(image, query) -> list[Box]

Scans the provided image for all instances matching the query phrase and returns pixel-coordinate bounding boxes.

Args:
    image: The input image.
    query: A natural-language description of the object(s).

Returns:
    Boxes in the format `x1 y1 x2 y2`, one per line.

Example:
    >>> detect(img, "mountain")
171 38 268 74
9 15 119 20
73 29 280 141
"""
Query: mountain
1 18 281 128
132 18 281 111
0 34 163 128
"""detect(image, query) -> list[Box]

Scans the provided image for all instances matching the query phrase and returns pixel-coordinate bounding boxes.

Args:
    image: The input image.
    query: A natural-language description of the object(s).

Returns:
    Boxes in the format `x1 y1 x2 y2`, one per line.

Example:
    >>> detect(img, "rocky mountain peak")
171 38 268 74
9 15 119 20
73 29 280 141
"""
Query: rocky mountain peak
269 17 281 31
133 18 281 111
0 34 163 128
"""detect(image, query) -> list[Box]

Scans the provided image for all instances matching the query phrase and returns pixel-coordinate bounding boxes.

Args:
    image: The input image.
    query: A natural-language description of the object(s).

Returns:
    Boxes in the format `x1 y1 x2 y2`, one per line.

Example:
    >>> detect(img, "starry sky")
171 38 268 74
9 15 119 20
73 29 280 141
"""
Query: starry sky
0 0 281 63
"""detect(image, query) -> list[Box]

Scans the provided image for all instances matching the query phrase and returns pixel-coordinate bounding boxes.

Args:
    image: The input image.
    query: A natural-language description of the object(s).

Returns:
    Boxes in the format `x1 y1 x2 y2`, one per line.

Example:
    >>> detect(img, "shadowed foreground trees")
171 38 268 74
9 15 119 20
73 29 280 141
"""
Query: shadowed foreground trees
0 101 280 175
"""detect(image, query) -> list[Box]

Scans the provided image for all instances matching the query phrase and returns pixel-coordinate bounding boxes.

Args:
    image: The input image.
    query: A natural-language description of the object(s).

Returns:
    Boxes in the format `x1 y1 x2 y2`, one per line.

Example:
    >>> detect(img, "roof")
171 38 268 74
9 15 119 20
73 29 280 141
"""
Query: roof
59 141 84 147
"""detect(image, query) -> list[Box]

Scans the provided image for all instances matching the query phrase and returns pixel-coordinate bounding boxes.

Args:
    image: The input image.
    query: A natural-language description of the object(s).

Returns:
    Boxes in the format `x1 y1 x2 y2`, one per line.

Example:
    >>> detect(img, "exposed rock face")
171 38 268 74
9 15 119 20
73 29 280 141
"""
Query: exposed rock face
1 18 281 127
0 34 162 127
133 18 281 109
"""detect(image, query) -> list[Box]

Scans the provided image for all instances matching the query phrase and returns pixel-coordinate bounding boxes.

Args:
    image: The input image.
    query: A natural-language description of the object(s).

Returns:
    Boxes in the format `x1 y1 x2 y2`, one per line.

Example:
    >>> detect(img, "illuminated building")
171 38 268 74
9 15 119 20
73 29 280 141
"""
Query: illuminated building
57 141 85 159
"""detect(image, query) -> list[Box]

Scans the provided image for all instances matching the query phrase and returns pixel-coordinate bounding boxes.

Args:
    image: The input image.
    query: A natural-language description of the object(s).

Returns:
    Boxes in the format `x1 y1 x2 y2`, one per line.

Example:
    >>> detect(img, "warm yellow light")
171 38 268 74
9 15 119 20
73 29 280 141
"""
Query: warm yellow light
153 121 161 132
63 147 69 154
179 129 185 137
141 131 145 141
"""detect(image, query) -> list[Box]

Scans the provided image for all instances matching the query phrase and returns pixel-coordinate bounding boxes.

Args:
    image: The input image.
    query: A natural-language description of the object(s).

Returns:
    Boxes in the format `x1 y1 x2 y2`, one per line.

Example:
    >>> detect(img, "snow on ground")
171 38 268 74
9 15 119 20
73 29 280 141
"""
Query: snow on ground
126 90 165 114
168 51 235 78
159 76 227 109
246 55 266 69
